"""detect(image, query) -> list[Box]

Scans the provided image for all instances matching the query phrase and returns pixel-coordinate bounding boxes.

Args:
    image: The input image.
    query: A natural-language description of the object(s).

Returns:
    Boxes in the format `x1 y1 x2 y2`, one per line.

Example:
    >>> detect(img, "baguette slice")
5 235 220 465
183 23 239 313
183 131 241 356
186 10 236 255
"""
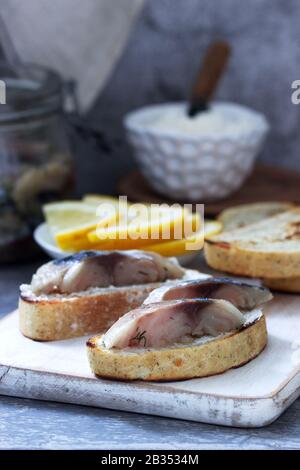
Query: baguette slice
205 208 300 279
218 202 294 232
19 269 205 341
87 309 267 381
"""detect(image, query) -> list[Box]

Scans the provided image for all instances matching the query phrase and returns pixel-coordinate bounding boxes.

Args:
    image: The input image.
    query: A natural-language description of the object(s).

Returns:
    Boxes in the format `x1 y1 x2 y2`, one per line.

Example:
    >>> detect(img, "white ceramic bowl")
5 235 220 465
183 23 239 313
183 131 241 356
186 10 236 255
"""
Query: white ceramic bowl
124 102 269 201
33 223 199 266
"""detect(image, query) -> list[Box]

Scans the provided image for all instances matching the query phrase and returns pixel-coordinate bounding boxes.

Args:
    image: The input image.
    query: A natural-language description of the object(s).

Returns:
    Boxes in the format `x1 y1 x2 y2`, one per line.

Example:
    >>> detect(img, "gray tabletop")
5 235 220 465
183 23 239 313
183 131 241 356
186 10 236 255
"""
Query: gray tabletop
0 261 300 450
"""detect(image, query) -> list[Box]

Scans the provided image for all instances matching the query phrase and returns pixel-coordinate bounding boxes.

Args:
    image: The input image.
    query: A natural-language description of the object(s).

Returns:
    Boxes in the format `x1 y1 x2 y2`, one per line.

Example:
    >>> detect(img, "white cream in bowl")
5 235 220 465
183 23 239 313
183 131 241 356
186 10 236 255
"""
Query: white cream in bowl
146 103 262 137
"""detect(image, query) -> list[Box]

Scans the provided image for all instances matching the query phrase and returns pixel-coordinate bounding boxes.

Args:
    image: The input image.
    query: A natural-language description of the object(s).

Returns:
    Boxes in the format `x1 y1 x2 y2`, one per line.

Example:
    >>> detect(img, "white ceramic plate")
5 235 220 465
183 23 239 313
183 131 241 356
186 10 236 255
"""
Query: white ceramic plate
33 223 200 266
34 223 73 259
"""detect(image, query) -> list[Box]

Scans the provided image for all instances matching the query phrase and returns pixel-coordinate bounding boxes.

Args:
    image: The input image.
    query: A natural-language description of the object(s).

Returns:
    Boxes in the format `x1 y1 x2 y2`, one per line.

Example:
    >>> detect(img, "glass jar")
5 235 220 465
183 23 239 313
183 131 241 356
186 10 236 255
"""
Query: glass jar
0 63 74 263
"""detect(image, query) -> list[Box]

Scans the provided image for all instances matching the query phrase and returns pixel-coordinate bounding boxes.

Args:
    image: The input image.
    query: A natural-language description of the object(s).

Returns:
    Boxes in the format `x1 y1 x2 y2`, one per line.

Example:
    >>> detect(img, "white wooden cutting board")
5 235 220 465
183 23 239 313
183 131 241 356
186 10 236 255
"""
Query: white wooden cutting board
0 294 300 428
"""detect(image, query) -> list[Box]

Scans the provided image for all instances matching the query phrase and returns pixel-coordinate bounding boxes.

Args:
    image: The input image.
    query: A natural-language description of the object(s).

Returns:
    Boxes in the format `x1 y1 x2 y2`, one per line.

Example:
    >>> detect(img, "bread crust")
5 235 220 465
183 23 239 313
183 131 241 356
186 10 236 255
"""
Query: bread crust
86 313 267 381
263 276 300 293
204 239 300 279
19 269 202 341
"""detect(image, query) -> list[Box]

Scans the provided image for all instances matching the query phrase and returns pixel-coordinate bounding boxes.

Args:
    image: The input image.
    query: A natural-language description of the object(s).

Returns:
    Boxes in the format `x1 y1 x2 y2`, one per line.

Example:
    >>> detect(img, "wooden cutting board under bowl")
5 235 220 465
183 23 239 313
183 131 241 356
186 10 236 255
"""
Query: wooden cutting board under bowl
1 289 300 428
118 165 300 216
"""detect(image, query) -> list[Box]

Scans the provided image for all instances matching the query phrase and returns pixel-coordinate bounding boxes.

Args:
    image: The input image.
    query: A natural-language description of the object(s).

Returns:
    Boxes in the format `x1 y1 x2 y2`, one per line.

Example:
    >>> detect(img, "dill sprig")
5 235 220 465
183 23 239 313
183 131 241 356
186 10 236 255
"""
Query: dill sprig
131 328 147 347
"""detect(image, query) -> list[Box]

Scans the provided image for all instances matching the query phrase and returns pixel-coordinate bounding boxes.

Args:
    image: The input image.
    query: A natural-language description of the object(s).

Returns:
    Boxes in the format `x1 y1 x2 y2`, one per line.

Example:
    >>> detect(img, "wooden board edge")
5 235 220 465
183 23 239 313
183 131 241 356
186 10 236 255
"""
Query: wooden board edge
0 362 299 427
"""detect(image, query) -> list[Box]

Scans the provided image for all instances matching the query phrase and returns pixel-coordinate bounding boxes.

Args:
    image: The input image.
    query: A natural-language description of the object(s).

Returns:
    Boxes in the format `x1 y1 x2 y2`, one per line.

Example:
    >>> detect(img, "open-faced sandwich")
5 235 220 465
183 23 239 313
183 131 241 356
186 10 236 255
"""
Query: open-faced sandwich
19 250 204 340
206 204 300 293
87 278 272 381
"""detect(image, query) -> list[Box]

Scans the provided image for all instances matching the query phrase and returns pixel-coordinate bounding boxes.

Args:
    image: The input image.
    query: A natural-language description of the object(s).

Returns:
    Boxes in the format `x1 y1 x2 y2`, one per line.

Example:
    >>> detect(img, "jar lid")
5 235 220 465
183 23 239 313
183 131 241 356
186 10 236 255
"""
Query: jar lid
0 62 64 124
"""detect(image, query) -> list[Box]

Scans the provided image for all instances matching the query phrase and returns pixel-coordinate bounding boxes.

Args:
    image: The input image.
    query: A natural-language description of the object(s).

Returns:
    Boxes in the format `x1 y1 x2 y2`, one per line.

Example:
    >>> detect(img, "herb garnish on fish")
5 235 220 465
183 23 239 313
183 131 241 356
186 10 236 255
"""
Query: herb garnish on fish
131 328 147 347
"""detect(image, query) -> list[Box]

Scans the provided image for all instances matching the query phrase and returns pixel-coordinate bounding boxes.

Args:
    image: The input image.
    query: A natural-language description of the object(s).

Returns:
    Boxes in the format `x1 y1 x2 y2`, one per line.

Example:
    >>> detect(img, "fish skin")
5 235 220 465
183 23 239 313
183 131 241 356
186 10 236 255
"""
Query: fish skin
31 250 184 295
52 251 98 265
144 277 272 310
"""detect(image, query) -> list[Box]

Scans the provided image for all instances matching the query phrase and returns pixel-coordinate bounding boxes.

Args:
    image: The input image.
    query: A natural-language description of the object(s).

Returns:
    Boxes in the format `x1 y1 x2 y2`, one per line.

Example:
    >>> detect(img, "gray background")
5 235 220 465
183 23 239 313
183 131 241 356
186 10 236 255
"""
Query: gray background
82 0 300 195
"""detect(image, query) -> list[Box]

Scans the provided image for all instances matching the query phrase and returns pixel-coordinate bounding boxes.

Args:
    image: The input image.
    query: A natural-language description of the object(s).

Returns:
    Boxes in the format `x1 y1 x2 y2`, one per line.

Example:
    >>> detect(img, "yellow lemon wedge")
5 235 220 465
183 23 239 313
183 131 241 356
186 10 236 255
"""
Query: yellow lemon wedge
204 220 222 238
144 231 204 257
137 213 204 257
43 201 117 250
87 206 190 250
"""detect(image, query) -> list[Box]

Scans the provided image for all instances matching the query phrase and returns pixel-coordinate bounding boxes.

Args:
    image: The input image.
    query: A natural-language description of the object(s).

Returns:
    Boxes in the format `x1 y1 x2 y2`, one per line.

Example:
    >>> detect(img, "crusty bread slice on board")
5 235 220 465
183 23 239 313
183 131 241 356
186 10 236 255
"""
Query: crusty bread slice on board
87 309 267 381
205 208 300 279
19 269 205 341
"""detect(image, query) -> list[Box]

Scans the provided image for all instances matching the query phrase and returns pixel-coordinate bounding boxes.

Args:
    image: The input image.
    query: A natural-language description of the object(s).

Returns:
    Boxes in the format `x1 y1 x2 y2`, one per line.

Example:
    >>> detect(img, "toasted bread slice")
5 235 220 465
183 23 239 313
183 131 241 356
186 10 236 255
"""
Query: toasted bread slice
19 269 205 341
214 203 300 289
205 208 300 279
218 202 294 232
87 309 267 381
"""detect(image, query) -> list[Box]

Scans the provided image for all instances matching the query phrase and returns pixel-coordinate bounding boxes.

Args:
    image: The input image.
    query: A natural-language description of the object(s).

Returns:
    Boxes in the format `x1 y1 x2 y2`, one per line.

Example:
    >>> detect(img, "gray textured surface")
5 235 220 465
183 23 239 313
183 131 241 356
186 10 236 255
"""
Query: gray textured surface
1 0 300 450
81 0 300 195
0 262 300 450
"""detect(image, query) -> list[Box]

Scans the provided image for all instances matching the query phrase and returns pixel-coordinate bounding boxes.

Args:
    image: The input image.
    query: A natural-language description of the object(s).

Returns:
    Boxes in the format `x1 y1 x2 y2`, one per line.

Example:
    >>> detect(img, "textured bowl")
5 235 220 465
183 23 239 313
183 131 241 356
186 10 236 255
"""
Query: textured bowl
124 102 269 201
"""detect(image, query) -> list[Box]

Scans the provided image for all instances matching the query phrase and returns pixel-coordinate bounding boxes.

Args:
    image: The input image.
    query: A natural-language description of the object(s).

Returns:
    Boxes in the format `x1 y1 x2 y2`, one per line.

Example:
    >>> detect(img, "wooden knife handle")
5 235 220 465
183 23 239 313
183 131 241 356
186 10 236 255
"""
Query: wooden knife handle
189 41 231 116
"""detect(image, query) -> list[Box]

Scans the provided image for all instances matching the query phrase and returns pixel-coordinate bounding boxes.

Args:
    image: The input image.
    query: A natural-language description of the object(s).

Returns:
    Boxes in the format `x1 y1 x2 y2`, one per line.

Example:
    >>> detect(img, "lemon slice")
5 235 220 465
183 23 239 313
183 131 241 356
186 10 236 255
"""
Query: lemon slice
129 213 203 257
66 212 202 255
83 194 128 207
144 230 204 257
204 220 222 239
83 194 130 223
43 201 117 249
87 206 189 249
